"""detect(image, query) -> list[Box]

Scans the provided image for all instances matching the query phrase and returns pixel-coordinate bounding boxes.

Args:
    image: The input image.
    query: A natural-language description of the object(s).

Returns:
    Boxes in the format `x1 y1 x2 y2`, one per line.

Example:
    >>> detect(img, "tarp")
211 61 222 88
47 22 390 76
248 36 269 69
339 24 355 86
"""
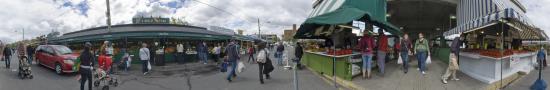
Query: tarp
294 0 401 39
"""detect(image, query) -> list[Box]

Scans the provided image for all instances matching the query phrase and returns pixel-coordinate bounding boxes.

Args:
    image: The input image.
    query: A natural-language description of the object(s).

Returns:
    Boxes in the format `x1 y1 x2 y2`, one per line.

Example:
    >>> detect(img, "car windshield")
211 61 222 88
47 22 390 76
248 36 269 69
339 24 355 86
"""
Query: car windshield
52 46 73 55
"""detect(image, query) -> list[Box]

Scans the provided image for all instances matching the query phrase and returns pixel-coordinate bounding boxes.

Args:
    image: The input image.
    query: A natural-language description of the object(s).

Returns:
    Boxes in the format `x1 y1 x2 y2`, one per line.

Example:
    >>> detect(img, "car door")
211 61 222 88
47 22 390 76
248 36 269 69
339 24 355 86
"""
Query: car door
43 46 57 68
35 46 46 65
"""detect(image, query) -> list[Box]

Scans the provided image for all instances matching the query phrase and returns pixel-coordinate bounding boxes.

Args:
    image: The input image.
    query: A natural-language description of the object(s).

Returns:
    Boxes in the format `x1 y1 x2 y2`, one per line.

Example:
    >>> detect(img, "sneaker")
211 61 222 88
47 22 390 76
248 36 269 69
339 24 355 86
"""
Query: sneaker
422 71 426 75
452 78 460 81
417 68 420 71
203 63 207 65
442 79 448 84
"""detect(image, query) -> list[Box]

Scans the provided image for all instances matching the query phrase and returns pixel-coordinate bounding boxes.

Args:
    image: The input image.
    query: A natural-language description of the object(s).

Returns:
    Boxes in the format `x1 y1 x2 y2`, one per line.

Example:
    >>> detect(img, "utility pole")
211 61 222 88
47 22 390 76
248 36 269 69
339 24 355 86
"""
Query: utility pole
22 28 25 41
257 18 261 40
106 0 112 32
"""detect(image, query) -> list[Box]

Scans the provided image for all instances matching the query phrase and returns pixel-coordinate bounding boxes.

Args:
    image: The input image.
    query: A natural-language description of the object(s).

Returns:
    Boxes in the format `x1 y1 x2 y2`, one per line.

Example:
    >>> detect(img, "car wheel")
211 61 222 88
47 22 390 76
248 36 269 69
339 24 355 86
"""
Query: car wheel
55 63 62 75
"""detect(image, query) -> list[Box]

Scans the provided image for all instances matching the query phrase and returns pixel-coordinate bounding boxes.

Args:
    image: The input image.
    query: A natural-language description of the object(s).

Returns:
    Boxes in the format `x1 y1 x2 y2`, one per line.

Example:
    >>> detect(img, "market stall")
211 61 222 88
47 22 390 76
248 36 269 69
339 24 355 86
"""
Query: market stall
295 0 402 82
443 0 547 84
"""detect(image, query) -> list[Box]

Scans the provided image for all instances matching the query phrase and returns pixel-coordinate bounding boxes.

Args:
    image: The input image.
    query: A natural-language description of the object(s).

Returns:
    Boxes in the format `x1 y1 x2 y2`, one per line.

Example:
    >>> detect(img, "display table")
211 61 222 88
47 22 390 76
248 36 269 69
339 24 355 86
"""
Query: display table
459 52 536 83
302 51 361 80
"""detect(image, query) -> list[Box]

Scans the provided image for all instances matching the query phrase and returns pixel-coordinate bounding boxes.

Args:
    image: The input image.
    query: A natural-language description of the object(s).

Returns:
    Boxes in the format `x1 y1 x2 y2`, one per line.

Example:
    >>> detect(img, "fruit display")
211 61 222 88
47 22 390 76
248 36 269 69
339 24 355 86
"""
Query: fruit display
326 49 353 56
464 49 531 58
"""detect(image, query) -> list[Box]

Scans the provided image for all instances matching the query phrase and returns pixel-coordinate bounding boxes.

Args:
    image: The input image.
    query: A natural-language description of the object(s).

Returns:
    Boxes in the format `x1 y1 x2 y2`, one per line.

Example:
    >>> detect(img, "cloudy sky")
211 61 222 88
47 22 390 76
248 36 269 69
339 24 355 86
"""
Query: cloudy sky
0 0 549 43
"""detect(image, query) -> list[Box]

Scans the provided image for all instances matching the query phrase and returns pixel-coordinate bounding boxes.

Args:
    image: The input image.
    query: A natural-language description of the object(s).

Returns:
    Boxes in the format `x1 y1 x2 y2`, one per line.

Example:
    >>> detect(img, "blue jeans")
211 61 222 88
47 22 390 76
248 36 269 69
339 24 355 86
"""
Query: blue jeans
227 60 237 80
416 51 427 72
203 53 209 63
4 56 10 68
362 54 372 73
377 51 386 75
276 52 283 65
400 52 409 73
27 54 32 64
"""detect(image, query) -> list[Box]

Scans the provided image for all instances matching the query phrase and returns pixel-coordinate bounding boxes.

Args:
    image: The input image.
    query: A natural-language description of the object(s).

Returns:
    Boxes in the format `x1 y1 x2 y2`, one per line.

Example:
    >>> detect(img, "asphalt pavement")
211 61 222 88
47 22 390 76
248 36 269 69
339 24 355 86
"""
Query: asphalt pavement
0 46 336 90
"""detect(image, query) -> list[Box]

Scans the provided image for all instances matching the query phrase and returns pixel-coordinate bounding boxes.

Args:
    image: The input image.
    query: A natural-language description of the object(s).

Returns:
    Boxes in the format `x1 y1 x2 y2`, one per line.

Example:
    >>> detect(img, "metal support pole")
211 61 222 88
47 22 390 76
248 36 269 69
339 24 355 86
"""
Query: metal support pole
258 18 261 40
332 46 337 88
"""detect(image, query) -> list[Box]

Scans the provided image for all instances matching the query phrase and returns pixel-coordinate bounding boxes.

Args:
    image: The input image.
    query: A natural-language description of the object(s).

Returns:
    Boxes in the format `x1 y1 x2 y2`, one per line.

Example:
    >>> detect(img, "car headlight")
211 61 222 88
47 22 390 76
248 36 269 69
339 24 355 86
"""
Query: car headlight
64 60 74 65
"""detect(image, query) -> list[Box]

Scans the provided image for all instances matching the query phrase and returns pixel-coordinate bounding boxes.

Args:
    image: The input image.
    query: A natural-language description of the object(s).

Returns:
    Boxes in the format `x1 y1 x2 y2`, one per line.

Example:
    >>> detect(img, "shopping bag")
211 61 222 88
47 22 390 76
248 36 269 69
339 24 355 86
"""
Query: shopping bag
237 61 246 73
264 60 274 74
397 54 403 64
147 61 152 70
426 56 432 64
220 62 228 72
73 57 81 72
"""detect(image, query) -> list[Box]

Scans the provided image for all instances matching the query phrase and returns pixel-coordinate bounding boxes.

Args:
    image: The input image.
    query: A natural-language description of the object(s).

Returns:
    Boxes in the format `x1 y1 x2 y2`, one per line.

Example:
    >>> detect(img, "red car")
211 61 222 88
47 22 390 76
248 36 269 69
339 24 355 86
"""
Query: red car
35 45 78 74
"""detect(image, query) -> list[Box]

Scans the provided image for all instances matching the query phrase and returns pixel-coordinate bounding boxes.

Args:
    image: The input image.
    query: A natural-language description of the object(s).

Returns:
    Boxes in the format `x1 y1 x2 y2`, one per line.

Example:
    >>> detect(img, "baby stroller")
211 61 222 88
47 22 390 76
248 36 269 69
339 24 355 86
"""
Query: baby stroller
18 55 33 79
93 68 118 90
93 55 118 90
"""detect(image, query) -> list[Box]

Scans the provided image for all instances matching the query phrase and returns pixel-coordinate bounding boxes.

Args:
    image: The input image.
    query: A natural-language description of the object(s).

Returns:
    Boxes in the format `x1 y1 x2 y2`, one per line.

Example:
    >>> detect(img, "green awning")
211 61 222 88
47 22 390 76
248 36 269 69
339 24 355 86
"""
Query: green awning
295 0 402 39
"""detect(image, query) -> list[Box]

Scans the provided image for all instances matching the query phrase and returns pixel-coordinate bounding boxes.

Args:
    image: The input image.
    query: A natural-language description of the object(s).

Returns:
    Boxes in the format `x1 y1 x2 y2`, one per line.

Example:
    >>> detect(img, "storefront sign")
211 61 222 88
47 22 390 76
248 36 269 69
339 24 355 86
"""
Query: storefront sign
132 17 170 24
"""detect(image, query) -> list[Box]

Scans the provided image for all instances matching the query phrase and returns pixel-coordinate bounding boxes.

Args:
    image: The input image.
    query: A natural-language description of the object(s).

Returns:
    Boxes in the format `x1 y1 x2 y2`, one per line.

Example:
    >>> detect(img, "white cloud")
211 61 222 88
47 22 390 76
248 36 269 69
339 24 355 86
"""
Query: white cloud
0 0 312 43
521 0 550 39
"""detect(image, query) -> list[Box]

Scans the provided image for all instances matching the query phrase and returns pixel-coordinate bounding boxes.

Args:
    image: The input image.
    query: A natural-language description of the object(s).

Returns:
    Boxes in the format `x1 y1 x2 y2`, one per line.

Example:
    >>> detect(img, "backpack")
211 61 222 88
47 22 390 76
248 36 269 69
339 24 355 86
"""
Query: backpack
263 50 274 74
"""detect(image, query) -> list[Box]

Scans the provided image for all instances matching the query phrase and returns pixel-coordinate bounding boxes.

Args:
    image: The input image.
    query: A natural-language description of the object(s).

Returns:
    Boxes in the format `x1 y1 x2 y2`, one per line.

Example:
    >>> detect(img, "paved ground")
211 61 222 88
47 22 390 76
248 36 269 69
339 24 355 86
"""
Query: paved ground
351 57 488 90
0 49 335 90
505 64 550 90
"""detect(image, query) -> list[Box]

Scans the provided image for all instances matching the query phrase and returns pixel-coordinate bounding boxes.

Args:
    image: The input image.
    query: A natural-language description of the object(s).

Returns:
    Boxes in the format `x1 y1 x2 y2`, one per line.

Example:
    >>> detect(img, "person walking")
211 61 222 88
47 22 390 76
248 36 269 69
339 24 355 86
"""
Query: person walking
79 42 94 90
295 42 304 70
415 33 430 75
247 45 256 63
398 33 412 74
212 44 221 63
225 40 240 82
276 42 285 66
27 45 34 65
139 43 151 75
376 29 389 76
537 47 546 69
441 50 460 84
177 42 185 64
4 47 11 68
256 42 272 84
202 42 209 64
451 34 463 66
358 31 374 79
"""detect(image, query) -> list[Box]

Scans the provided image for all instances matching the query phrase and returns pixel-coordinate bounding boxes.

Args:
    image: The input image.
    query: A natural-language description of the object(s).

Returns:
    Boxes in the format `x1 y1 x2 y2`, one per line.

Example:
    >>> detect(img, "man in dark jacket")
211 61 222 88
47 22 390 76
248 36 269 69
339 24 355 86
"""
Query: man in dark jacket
80 42 94 90
276 43 285 66
225 40 240 82
295 42 303 70
27 46 34 65
451 34 464 65
4 47 11 68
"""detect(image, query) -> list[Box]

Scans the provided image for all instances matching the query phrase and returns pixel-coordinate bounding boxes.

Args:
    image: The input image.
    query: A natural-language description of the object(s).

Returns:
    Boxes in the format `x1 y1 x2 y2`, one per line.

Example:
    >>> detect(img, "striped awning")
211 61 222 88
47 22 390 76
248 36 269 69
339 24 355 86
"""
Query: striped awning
443 0 545 40
295 0 401 39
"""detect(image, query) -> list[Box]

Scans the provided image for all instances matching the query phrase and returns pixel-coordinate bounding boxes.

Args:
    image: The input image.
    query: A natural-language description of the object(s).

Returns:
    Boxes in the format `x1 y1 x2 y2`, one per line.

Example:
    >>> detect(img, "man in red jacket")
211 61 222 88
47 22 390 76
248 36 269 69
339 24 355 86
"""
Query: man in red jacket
376 28 388 76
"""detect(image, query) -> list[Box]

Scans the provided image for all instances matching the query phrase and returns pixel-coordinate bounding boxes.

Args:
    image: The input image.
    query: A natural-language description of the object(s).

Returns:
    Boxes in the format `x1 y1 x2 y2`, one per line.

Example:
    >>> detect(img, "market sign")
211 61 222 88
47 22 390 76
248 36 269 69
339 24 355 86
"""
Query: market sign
132 17 171 24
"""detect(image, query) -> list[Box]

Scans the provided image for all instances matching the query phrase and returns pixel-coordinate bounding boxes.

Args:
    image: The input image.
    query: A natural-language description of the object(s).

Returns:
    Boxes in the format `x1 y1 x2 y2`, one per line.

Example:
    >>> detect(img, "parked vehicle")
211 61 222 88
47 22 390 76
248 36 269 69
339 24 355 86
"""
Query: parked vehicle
35 45 78 74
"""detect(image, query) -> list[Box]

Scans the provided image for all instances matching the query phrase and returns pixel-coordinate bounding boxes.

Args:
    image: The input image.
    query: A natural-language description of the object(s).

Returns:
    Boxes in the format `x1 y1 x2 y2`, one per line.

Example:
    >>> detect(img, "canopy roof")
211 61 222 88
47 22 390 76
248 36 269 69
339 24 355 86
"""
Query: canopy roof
443 0 547 40
51 24 232 43
294 0 402 39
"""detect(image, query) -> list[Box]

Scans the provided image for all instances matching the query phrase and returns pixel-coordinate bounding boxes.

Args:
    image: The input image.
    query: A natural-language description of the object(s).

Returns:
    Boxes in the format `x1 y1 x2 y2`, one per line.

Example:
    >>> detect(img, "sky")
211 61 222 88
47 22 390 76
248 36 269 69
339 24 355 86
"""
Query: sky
0 0 548 43
0 0 312 43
